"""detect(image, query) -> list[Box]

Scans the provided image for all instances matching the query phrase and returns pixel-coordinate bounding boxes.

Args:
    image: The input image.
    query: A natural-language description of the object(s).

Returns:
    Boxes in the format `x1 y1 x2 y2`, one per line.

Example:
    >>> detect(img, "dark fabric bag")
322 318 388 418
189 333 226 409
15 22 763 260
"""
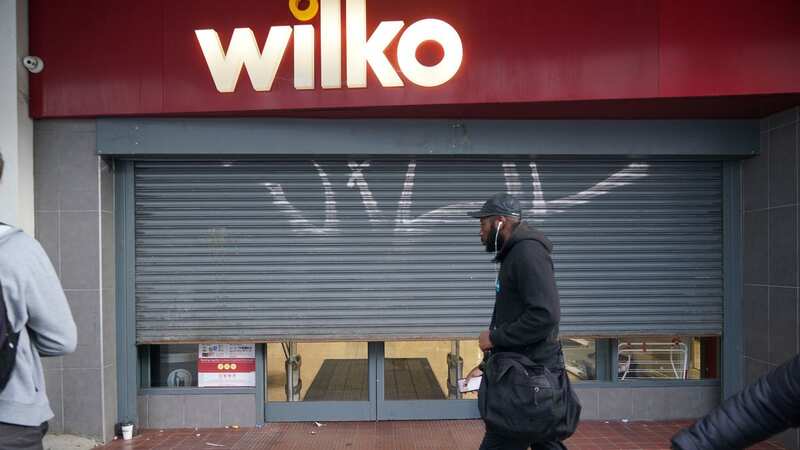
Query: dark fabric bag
478 351 580 442
0 281 21 392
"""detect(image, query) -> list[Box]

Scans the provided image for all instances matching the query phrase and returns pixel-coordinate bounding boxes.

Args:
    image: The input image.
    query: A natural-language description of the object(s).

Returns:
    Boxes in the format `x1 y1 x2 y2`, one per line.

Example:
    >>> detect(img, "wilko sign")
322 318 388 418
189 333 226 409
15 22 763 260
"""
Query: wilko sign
197 344 256 387
195 0 463 93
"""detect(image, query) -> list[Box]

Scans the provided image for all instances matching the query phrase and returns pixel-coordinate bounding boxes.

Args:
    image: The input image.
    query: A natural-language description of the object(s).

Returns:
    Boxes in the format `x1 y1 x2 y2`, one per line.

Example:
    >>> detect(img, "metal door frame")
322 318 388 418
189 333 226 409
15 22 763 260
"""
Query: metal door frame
264 342 379 421
374 342 480 420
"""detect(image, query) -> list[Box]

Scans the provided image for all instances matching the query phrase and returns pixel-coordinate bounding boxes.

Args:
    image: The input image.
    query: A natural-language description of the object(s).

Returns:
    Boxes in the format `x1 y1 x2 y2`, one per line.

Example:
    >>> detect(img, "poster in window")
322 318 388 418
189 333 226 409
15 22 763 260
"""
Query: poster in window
198 344 256 387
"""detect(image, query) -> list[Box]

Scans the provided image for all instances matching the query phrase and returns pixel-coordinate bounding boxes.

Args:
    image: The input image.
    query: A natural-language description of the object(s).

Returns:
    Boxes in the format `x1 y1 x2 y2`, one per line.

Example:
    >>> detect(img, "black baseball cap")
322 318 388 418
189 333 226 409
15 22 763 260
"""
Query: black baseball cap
467 193 522 219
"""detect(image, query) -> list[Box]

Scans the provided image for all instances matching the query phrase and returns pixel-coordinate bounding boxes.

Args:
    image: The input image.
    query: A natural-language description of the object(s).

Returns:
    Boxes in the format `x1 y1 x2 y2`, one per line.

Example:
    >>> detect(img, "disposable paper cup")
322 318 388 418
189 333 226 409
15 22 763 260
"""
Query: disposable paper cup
122 424 134 440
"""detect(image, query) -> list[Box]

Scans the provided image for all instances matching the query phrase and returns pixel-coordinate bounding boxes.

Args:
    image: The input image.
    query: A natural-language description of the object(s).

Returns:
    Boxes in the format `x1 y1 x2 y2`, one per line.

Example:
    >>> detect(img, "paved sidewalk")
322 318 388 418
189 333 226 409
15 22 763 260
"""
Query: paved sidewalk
98 420 788 450
43 434 99 450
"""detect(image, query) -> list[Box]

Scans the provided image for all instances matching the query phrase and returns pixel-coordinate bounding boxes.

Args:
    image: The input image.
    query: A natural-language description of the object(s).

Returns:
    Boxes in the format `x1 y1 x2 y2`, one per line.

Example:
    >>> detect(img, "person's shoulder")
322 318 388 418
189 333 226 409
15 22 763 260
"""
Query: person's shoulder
1 227 36 246
0 224 14 239
0 228 45 262
515 239 549 256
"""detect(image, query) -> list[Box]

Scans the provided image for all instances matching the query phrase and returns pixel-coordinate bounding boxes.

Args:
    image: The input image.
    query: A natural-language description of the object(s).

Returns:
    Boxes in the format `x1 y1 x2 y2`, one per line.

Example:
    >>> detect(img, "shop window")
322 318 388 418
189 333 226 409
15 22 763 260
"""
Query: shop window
266 342 369 402
379 338 596 402
385 340 482 400
561 338 597 382
144 344 257 388
263 340 591 402
146 344 198 387
617 336 719 381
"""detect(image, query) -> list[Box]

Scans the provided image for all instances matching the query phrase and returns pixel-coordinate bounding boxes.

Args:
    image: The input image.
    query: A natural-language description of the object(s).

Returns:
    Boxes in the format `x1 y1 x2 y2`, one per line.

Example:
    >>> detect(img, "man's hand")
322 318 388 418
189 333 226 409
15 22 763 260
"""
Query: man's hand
466 365 483 380
479 329 493 351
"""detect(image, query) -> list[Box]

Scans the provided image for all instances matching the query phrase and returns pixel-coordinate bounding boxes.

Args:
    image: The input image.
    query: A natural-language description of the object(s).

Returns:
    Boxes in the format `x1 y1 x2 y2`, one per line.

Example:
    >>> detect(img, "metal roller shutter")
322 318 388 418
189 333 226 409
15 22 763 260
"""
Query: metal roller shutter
134 158 722 343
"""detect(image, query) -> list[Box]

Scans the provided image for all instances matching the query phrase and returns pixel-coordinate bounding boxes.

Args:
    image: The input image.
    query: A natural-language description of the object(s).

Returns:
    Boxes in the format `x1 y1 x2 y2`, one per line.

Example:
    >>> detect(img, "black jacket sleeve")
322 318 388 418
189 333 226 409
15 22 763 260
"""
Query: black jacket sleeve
671 354 800 450
489 241 560 348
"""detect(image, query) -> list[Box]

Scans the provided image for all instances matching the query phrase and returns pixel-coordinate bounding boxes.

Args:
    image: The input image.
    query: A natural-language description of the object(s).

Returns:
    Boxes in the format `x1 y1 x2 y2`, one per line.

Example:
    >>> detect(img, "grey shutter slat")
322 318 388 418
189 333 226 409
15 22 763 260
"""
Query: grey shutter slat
134 159 722 343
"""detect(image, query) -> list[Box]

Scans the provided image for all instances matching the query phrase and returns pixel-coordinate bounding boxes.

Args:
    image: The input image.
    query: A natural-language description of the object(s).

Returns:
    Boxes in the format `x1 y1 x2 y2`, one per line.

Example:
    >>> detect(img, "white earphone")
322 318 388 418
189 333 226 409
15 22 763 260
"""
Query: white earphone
494 220 503 256
494 220 503 285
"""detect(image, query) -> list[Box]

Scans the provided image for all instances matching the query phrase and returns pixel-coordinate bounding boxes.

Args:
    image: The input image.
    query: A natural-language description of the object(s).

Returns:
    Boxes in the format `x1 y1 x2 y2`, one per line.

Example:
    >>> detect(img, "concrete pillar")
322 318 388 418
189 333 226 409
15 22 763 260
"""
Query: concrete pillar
34 119 117 442
0 0 34 233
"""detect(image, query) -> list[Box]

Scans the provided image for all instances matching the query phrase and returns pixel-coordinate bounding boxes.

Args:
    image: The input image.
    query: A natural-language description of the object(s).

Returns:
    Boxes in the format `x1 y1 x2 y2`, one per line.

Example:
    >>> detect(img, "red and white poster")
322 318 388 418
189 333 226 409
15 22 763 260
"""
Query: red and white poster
198 344 256 387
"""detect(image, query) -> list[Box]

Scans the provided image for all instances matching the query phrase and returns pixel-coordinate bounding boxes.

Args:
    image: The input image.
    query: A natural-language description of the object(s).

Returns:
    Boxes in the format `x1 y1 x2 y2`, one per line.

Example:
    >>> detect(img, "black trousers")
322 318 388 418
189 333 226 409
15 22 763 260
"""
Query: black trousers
479 428 567 450
0 422 48 450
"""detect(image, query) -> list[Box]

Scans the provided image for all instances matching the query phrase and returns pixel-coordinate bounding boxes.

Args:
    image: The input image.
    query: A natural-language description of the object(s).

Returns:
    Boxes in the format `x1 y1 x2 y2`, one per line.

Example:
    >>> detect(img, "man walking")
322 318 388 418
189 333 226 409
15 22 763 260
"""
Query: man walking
0 153 77 450
466 193 575 450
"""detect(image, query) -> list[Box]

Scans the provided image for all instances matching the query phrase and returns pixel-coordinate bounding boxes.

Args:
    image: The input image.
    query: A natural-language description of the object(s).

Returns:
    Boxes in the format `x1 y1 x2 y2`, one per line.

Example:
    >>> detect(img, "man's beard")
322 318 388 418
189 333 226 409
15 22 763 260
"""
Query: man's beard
484 224 505 253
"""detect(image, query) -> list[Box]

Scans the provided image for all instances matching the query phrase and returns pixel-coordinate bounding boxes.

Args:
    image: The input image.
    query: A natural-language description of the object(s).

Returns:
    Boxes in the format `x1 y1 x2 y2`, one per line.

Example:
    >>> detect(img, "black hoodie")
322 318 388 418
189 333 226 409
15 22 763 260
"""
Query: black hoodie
488 222 562 368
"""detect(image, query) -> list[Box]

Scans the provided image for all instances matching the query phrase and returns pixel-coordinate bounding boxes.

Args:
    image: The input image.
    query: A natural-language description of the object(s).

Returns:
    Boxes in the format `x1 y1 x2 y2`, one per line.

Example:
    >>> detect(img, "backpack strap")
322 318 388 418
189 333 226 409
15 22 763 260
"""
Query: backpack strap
0 281 22 392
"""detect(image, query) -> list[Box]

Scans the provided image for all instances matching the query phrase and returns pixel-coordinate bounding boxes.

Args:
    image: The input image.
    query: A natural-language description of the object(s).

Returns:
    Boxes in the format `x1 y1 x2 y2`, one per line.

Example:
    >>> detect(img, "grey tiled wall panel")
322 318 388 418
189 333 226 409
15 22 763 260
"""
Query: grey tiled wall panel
139 394 258 429
743 106 800 450
590 386 717 421
769 125 797 208
63 368 104 438
139 388 716 428
768 206 797 286
34 119 116 442
743 211 769 284
743 134 769 211
104 364 118 441
743 285 769 362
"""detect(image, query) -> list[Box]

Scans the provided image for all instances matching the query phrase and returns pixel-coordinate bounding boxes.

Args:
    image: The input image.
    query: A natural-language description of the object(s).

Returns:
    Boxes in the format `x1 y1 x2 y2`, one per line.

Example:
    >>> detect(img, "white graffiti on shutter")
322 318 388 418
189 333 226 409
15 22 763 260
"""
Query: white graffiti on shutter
263 161 650 234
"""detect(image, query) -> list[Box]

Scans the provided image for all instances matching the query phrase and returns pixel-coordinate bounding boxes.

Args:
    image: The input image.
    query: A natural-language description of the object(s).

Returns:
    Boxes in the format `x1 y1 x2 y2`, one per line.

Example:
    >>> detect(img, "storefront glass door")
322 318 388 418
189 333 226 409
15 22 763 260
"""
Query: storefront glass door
377 341 480 420
264 341 376 421
263 341 480 421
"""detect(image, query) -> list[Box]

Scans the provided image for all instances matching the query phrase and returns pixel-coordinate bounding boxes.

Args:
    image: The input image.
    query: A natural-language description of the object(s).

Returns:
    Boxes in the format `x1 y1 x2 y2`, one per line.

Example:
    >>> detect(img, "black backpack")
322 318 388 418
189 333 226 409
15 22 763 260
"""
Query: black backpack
478 351 581 442
0 282 20 392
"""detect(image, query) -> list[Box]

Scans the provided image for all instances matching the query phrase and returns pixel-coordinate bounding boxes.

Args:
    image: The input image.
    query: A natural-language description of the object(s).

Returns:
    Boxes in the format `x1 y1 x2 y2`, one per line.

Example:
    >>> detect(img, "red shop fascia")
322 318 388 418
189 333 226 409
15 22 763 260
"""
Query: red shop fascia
28 0 800 119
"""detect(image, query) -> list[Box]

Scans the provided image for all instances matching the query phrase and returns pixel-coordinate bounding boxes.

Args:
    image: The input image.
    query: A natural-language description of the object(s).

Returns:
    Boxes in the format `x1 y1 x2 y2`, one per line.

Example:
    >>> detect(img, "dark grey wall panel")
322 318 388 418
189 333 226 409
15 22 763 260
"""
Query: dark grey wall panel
742 106 800 450
134 158 723 343
97 118 758 157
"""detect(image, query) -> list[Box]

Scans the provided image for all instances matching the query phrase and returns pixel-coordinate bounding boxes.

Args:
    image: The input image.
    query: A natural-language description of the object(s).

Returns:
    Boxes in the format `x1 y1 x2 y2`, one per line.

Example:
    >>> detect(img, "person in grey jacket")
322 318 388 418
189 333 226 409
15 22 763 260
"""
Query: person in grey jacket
0 153 77 450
